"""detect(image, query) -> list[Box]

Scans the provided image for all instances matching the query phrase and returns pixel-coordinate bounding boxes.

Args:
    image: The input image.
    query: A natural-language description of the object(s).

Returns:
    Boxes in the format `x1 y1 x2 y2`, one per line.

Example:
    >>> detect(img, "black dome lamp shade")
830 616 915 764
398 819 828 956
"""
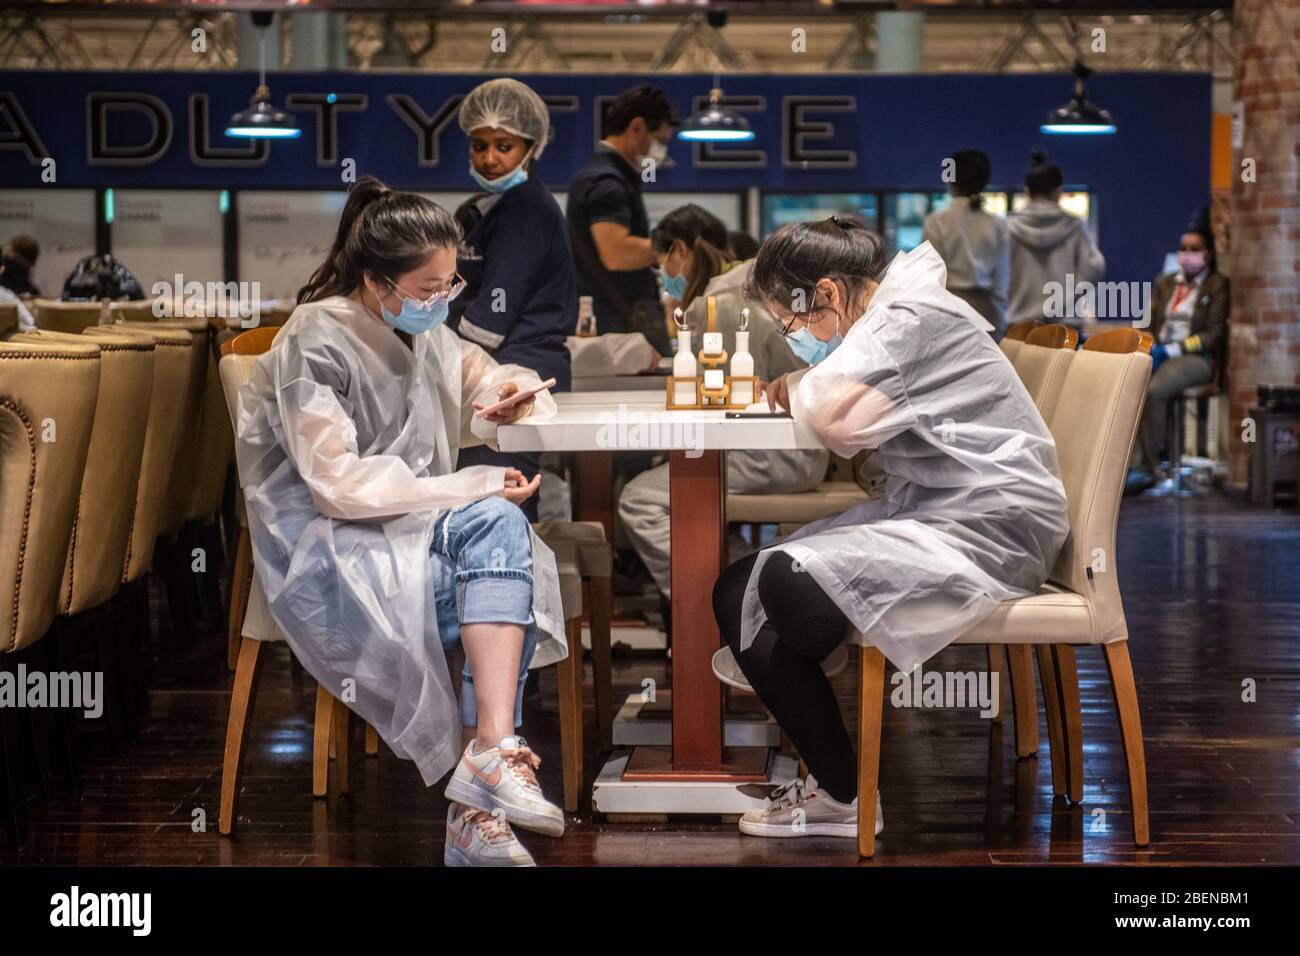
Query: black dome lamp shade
226 12 301 140
1042 61 1117 136
680 86 756 143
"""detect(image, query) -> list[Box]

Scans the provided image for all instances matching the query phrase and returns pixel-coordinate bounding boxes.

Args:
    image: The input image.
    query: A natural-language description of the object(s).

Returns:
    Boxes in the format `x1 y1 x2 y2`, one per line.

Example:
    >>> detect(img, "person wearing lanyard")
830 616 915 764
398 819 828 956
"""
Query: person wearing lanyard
1125 217 1230 495
566 85 680 352
450 78 575 521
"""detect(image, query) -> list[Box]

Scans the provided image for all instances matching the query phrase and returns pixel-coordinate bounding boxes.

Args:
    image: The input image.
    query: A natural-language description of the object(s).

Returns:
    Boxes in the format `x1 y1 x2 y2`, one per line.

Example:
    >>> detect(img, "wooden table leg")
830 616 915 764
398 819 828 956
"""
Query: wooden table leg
620 449 767 784
574 450 614 542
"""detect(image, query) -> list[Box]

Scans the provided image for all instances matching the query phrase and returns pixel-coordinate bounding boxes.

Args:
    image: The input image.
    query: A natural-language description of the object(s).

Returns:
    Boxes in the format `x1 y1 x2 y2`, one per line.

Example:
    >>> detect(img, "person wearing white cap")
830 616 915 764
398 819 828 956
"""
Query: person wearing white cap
450 78 575 521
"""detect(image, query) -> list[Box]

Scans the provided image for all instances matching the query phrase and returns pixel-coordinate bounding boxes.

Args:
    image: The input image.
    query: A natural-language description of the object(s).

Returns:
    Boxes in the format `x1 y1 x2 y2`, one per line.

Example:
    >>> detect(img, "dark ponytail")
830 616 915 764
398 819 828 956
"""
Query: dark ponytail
743 215 889 314
1025 148 1064 199
949 148 991 209
297 175 461 305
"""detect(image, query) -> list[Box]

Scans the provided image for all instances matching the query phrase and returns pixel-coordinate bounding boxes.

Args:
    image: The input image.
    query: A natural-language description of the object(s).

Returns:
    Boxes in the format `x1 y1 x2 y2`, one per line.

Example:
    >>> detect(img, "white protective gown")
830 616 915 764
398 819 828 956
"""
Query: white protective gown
739 243 1070 674
234 295 567 787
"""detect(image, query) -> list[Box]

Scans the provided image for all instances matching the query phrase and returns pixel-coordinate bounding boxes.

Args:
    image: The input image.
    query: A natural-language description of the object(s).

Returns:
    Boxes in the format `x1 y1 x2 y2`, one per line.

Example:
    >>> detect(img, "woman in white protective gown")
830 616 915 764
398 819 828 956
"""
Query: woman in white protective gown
235 177 567 867
710 215 1069 843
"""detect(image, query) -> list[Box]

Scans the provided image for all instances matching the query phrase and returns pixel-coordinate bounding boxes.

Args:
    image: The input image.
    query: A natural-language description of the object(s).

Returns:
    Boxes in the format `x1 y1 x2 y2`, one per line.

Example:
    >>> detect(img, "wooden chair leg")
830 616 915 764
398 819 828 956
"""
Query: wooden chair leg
555 617 583 813
587 576 614 753
986 645 1006 724
1007 644 1039 758
312 685 333 798
856 645 886 858
226 529 252 672
1035 645 1068 797
1054 645 1084 804
219 636 266 835
331 698 351 794
1102 642 1149 846
364 722 379 756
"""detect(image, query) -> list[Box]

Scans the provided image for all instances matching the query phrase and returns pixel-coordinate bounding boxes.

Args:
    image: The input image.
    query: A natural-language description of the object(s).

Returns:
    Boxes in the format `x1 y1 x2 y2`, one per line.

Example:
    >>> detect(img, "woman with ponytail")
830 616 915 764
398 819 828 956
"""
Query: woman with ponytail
617 205 828 613
921 148 1010 337
1006 147 1106 331
710 215 1067 846
238 176 568 866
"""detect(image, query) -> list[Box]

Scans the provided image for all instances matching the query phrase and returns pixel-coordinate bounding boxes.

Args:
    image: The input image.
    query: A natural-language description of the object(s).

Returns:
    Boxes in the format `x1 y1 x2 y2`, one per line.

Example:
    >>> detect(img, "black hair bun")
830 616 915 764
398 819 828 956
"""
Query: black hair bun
1030 147 1048 166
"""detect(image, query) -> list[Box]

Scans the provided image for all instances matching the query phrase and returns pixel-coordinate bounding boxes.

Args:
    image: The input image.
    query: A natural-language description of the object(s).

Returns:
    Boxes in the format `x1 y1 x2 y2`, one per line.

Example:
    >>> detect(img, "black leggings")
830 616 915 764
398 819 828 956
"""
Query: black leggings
711 551 858 803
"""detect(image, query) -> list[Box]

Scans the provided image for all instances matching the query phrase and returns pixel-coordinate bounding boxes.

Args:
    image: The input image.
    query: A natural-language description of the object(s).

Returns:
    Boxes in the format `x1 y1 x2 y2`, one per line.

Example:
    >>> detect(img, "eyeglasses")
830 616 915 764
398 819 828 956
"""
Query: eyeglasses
391 272 466 309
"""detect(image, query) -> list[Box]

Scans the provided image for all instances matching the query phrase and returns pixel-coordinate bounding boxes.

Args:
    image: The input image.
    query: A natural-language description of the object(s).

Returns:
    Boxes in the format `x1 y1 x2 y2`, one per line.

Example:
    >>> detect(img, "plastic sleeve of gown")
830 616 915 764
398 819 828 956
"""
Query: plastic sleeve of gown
458 335 558 451
278 370 508 522
785 323 918 460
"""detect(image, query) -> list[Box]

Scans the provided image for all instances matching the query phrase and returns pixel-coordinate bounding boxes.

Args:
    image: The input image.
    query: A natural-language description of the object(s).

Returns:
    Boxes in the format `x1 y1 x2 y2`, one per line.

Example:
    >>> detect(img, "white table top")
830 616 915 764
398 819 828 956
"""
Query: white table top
499 389 826 452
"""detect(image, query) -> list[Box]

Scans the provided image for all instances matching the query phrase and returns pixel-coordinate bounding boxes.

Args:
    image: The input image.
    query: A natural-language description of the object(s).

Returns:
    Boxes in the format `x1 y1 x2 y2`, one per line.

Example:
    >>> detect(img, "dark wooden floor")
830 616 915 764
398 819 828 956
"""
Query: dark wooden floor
3 492 1298 866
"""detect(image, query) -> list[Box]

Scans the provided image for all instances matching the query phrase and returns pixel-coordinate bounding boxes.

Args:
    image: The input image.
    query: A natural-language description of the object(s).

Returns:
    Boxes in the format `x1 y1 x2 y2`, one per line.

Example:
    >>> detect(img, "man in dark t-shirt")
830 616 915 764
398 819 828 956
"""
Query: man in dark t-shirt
566 86 679 349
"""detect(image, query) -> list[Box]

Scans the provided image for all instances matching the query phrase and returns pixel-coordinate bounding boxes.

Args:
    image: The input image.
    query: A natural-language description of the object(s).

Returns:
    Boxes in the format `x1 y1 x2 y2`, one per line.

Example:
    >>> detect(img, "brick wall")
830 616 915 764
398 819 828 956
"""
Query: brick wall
1230 0 1300 487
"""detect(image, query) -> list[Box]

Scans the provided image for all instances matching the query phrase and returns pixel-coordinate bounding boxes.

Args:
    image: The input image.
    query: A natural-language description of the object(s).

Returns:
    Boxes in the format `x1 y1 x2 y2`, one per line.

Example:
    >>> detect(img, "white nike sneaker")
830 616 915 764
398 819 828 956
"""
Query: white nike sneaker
444 735 566 838
444 803 535 867
738 775 884 839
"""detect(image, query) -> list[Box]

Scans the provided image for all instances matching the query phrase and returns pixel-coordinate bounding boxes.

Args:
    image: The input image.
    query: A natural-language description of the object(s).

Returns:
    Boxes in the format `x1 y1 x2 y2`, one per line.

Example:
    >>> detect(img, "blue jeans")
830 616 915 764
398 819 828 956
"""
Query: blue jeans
431 495 539 728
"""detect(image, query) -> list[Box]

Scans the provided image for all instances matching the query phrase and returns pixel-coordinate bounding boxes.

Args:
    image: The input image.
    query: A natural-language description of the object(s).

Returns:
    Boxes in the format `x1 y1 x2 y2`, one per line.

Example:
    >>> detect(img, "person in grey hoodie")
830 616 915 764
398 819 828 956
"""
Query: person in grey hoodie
1006 149 1105 331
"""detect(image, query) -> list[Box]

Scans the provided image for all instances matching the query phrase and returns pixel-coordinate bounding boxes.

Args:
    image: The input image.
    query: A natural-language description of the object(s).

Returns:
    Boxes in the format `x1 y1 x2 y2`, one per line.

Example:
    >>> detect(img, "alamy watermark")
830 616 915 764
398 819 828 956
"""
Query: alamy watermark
1042 273 1152 326
0 664 103 718
596 403 705 458
891 666 1000 718
151 275 263 328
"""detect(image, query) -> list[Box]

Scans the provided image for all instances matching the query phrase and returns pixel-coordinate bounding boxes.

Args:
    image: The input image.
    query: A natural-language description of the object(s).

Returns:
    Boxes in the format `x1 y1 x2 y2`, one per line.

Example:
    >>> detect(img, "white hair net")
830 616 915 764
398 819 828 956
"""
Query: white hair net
458 78 552 160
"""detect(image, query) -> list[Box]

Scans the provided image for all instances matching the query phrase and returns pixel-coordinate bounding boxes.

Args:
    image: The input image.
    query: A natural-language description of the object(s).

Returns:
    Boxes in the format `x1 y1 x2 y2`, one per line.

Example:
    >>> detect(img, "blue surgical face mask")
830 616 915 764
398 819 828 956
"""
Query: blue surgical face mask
662 271 687 300
379 279 454 335
786 311 844 366
469 146 533 194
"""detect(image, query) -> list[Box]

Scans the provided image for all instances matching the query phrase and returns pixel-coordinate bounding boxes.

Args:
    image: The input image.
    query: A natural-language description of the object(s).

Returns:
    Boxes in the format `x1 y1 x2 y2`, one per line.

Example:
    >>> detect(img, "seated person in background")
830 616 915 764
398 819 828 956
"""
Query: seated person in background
0 234 41 297
0 272 36 333
1126 212 1229 495
922 148 1009 338
728 230 760 261
618 204 829 614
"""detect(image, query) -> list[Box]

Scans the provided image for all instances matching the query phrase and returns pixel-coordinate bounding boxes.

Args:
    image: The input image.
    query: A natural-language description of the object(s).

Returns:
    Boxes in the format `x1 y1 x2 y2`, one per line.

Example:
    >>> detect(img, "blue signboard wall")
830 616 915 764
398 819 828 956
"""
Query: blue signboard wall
0 70 1210 282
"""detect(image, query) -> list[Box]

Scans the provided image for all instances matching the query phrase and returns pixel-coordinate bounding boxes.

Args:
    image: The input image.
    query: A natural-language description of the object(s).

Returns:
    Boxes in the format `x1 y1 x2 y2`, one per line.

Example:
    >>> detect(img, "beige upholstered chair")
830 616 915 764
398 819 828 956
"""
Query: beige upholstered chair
13 328 157 748
1000 319 1043 362
987 324 1080 756
101 323 194 587
149 316 210 540
727 452 873 548
852 331 1154 857
0 338 101 845
106 299 161 324
33 299 104 334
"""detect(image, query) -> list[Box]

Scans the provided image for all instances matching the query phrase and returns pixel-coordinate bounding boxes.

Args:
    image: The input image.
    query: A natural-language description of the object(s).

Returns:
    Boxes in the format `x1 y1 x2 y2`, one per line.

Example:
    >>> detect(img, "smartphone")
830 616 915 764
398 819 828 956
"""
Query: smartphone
474 378 557 418
725 410 792 419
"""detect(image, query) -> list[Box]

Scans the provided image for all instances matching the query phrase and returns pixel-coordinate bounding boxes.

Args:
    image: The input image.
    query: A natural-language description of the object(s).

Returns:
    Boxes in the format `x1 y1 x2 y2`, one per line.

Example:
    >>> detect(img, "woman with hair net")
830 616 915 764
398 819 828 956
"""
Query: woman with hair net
236 176 568 866
450 78 575 521
710 216 1069 845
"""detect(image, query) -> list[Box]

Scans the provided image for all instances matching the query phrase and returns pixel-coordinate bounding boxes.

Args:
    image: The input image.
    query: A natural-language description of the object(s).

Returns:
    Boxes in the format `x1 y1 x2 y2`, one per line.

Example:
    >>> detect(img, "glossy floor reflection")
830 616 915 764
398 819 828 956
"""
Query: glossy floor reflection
3 493 1298 866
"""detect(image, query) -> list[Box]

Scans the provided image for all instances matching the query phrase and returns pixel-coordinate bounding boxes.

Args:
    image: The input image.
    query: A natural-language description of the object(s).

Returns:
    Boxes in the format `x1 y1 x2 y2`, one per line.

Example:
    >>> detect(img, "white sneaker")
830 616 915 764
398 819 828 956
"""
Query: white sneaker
738 775 884 839
444 803 535 867
444 735 565 838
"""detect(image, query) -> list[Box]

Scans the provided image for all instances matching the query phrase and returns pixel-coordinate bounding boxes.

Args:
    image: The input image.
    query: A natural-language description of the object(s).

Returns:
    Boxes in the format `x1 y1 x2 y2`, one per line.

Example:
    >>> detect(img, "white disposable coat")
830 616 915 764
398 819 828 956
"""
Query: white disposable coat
234 295 567 787
739 243 1069 674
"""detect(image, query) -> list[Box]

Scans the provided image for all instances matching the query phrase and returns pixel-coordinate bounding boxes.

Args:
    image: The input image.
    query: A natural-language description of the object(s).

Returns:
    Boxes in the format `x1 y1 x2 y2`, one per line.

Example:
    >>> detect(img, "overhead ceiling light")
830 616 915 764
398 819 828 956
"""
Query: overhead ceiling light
1041 61 1117 136
679 86 756 143
226 12 301 140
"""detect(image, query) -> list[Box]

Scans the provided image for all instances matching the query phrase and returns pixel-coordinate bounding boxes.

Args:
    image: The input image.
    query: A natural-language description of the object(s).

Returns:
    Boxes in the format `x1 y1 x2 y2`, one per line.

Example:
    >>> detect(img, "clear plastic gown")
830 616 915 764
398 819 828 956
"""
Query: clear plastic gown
739 243 1070 674
234 296 565 786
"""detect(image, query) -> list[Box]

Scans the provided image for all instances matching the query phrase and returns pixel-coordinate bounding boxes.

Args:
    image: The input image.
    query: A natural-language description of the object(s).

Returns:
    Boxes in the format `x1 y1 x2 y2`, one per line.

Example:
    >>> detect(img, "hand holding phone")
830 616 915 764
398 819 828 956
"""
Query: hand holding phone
473 377 556 421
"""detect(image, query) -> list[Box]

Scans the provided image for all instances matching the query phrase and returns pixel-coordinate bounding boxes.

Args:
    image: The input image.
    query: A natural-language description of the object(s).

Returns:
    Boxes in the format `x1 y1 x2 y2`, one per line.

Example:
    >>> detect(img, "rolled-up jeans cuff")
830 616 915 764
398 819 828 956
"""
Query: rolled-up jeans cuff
457 571 533 626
